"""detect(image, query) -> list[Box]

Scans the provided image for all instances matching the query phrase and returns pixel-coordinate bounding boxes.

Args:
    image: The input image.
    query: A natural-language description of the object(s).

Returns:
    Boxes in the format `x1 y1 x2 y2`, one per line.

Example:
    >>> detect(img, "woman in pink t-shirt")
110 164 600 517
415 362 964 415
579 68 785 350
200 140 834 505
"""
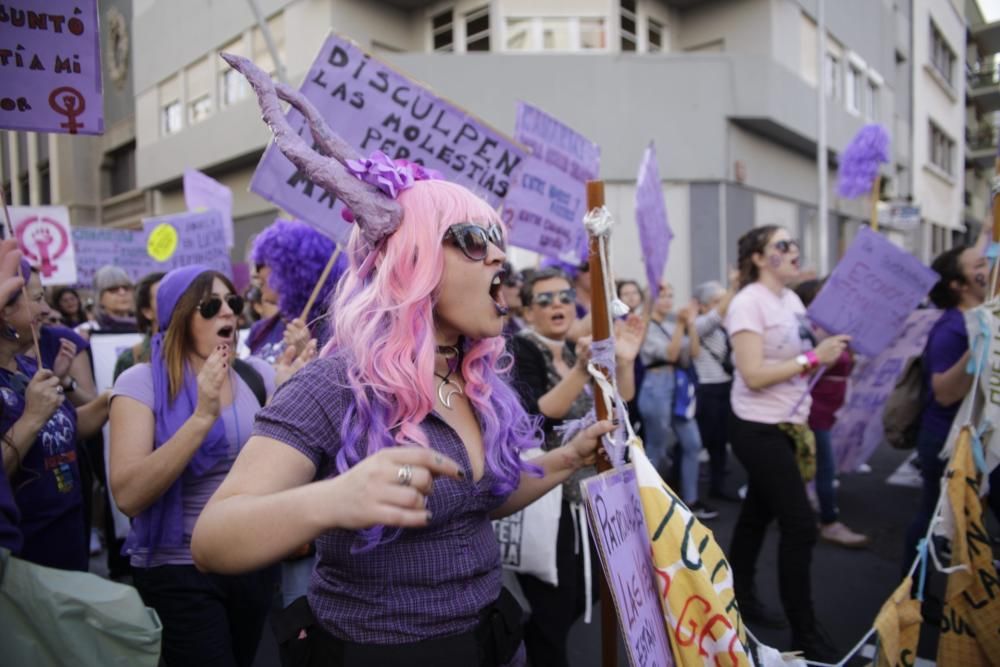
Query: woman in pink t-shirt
724 225 848 662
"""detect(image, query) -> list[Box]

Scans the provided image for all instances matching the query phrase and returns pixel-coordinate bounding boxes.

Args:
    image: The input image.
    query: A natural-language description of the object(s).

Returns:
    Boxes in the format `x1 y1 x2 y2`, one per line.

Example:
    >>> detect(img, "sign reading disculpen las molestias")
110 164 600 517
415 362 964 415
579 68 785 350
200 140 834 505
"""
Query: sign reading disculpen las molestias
10 206 77 285
142 211 232 278
249 32 527 245
0 1 104 135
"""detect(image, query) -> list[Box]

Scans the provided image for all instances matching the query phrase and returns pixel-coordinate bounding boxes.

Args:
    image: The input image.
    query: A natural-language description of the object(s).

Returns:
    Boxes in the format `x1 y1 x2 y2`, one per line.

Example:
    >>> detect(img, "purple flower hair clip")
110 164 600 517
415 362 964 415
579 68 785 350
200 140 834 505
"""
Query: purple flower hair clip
341 152 442 223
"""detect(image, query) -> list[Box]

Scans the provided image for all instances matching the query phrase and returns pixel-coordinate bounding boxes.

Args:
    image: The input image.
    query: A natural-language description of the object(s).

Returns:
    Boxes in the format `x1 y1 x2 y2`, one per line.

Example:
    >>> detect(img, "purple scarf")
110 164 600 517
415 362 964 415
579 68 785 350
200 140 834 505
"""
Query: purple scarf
125 265 231 560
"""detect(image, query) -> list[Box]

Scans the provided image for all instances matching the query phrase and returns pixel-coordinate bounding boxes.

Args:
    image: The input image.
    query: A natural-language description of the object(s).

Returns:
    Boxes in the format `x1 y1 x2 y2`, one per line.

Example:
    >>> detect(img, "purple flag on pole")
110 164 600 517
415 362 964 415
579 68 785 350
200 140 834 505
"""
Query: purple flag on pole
0 1 104 135
635 143 672 303
248 33 527 245
501 103 599 263
184 169 235 249
806 227 938 357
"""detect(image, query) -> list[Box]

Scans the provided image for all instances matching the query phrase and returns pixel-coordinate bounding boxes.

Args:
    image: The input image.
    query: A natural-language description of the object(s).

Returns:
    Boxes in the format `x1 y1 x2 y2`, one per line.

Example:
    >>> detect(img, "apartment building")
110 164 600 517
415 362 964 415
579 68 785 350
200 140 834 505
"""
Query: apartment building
965 0 1000 237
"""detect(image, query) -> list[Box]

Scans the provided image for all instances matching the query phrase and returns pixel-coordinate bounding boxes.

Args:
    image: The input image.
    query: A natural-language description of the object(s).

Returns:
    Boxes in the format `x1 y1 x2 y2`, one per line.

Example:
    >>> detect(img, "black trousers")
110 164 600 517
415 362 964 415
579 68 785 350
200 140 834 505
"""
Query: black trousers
517 499 600 667
133 564 277 667
695 382 732 494
728 415 818 635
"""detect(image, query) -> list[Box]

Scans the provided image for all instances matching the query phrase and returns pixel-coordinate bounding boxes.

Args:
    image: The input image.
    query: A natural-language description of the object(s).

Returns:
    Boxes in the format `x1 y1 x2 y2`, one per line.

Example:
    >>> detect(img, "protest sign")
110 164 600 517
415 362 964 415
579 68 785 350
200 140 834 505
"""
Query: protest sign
832 309 942 472
183 169 235 248
634 143 673 303
10 206 77 285
501 103 598 263
807 227 939 357
72 226 150 287
581 465 673 667
0 1 104 135
142 211 232 277
249 32 527 244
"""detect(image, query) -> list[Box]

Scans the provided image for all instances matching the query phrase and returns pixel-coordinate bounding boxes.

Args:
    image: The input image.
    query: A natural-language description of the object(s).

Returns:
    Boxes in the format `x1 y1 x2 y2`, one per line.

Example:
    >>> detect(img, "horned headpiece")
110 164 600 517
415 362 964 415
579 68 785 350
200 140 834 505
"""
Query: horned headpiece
220 53 440 272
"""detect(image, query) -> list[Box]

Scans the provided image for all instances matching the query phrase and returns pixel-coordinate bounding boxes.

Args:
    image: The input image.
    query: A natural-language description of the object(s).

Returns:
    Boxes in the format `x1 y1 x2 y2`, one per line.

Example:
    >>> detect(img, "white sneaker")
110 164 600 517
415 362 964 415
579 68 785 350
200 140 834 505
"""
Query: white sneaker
819 522 869 549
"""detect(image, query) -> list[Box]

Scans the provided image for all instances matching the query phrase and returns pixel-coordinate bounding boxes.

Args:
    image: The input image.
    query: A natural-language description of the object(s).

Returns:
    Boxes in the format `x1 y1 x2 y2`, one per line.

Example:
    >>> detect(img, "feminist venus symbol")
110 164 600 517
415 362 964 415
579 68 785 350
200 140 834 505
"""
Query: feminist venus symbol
48 87 86 134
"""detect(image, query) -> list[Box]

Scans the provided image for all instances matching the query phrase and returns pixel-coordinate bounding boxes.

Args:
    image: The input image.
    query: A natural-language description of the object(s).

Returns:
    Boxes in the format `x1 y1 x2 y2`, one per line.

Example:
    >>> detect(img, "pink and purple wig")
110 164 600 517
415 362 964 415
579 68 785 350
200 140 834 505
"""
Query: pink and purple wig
325 180 541 548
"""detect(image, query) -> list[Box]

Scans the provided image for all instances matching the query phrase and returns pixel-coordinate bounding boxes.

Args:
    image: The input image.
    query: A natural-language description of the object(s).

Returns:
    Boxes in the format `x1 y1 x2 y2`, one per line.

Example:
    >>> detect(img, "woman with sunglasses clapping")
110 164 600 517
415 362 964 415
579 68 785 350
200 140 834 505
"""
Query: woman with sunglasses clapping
109 266 315 667
725 226 849 662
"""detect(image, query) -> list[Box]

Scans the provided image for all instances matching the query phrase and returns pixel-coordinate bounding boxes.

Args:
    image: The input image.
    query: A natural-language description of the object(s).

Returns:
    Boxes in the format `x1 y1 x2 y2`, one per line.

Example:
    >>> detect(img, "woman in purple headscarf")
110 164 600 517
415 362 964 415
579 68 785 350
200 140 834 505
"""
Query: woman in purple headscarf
109 265 314 667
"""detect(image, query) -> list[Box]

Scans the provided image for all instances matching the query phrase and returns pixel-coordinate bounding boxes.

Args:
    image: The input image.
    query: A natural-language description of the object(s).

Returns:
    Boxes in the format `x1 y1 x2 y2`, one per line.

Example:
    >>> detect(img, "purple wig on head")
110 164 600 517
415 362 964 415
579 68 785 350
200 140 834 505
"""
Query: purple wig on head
250 219 347 324
837 124 890 199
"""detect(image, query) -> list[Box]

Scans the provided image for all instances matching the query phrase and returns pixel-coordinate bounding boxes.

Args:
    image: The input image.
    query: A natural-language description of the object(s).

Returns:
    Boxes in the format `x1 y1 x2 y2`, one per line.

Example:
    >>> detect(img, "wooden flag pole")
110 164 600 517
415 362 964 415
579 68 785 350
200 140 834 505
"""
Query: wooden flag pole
299 246 342 321
870 173 882 232
0 188 43 366
586 180 618 667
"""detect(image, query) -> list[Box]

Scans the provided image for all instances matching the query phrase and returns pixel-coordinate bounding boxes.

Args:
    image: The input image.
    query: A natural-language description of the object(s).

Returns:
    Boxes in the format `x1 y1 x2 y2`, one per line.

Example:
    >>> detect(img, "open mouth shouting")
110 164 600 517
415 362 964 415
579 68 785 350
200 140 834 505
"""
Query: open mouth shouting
490 269 510 316
216 324 235 346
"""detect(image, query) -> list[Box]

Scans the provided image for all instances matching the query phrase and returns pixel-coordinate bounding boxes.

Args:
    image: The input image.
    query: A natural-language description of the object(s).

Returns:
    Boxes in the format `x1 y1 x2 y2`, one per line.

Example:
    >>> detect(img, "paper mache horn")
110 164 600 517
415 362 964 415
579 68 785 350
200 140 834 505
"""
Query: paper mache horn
219 53 403 249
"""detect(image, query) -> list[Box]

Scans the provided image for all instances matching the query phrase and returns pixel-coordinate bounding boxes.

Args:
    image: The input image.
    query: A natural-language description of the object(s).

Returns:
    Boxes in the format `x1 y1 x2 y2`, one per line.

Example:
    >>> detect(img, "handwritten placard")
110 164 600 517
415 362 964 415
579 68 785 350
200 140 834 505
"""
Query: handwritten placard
0 1 104 135
634 143 673 303
501 103 598 263
807 227 939 357
582 466 673 667
72 226 150 288
141 211 232 277
10 206 77 285
249 32 527 244
183 169 235 249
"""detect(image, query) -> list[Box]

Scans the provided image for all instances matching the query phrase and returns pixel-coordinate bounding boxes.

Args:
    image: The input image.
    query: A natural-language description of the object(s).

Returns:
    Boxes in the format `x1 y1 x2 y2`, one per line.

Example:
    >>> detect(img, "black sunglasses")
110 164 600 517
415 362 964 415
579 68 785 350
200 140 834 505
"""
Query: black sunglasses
198 294 244 319
531 288 576 308
443 223 506 261
770 239 800 254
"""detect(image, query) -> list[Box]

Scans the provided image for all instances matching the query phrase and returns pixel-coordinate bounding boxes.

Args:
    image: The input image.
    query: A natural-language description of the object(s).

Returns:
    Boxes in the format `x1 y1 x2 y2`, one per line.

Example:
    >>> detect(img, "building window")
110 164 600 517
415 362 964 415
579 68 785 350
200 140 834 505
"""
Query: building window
865 80 879 121
465 5 490 51
222 69 247 106
432 9 454 52
504 17 607 52
929 122 954 175
189 95 212 125
846 62 863 113
647 18 663 53
824 52 841 99
162 101 182 136
251 13 286 78
580 18 606 50
37 161 50 205
620 0 636 52
104 143 136 197
929 20 954 86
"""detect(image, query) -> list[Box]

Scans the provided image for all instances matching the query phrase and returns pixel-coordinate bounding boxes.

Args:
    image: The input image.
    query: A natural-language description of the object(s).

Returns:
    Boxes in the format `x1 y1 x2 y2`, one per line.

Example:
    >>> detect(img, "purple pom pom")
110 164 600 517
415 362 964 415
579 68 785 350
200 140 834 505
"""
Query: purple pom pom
837 124 890 199
345 151 441 199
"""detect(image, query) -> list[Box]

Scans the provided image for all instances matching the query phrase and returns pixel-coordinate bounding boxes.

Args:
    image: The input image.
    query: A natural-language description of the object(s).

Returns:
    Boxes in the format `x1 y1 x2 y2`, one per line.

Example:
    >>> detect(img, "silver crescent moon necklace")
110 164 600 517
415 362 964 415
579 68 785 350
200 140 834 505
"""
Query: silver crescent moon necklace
435 345 464 409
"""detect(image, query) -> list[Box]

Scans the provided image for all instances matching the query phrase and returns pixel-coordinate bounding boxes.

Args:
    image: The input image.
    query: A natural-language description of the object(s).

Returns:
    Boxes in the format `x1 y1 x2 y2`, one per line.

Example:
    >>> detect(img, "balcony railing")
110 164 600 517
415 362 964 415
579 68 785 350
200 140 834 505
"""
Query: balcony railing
967 124 999 152
968 66 1000 90
100 189 150 228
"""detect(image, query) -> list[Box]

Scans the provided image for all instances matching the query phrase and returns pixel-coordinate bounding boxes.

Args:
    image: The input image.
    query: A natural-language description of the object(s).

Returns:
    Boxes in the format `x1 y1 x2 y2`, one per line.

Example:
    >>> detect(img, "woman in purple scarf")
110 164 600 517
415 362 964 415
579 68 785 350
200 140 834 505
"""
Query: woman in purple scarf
109 265 314 666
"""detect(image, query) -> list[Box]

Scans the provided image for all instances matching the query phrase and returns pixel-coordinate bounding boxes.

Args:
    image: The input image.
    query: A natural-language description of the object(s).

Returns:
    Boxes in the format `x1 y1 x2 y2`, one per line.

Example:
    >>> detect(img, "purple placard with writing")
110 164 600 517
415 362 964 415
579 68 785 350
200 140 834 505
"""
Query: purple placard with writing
807 227 939 357
142 211 232 277
249 33 527 245
0 1 104 135
501 102 599 263
582 466 673 667
832 309 942 472
634 143 673 303
71 226 151 288
184 169 235 249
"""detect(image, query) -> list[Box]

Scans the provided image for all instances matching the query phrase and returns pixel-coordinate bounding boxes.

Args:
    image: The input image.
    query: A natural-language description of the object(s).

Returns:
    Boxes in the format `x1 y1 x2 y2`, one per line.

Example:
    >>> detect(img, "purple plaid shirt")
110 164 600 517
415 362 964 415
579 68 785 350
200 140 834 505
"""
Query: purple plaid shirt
252 355 514 644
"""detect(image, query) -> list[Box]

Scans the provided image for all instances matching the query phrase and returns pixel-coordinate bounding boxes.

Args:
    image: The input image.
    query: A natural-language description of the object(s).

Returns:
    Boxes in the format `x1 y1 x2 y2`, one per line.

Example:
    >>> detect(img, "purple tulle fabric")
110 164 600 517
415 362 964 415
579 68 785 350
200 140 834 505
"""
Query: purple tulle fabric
341 153 442 223
837 124 890 199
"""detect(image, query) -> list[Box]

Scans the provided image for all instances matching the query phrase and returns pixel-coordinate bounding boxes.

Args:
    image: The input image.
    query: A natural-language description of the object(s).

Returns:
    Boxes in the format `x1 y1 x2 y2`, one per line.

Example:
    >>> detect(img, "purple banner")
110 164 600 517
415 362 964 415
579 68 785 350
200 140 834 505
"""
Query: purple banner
142 211 232 277
249 33 527 245
184 169 235 249
72 226 150 288
634 143 673 303
582 466 673 667
0 1 104 135
501 103 599 263
807 227 939 357
832 309 942 472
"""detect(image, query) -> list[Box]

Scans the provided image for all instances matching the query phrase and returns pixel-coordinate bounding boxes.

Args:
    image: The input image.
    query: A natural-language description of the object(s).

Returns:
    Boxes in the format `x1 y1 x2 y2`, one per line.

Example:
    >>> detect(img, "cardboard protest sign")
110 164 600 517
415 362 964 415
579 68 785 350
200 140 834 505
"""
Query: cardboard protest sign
9 206 77 285
249 32 527 244
72 226 151 287
807 227 939 357
832 309 941 472
183 169 235 248
501 103 598 263
634 143 673 303
0 1 104 135
142 211 232 277
581 465 674 667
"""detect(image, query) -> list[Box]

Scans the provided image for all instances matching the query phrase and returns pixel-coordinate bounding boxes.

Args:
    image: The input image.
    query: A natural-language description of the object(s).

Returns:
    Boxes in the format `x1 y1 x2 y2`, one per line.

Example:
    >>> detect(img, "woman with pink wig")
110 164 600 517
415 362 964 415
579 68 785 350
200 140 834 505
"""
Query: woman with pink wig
192 56 614 666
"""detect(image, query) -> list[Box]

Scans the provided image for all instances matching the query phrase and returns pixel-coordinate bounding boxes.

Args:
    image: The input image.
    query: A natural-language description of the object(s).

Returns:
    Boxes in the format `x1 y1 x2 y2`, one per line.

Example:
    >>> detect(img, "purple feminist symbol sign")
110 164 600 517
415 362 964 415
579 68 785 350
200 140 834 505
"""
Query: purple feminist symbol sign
502 103 599 263
807 227 939 358
634 143 673 303
0 2 104 135
249 33 527 244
